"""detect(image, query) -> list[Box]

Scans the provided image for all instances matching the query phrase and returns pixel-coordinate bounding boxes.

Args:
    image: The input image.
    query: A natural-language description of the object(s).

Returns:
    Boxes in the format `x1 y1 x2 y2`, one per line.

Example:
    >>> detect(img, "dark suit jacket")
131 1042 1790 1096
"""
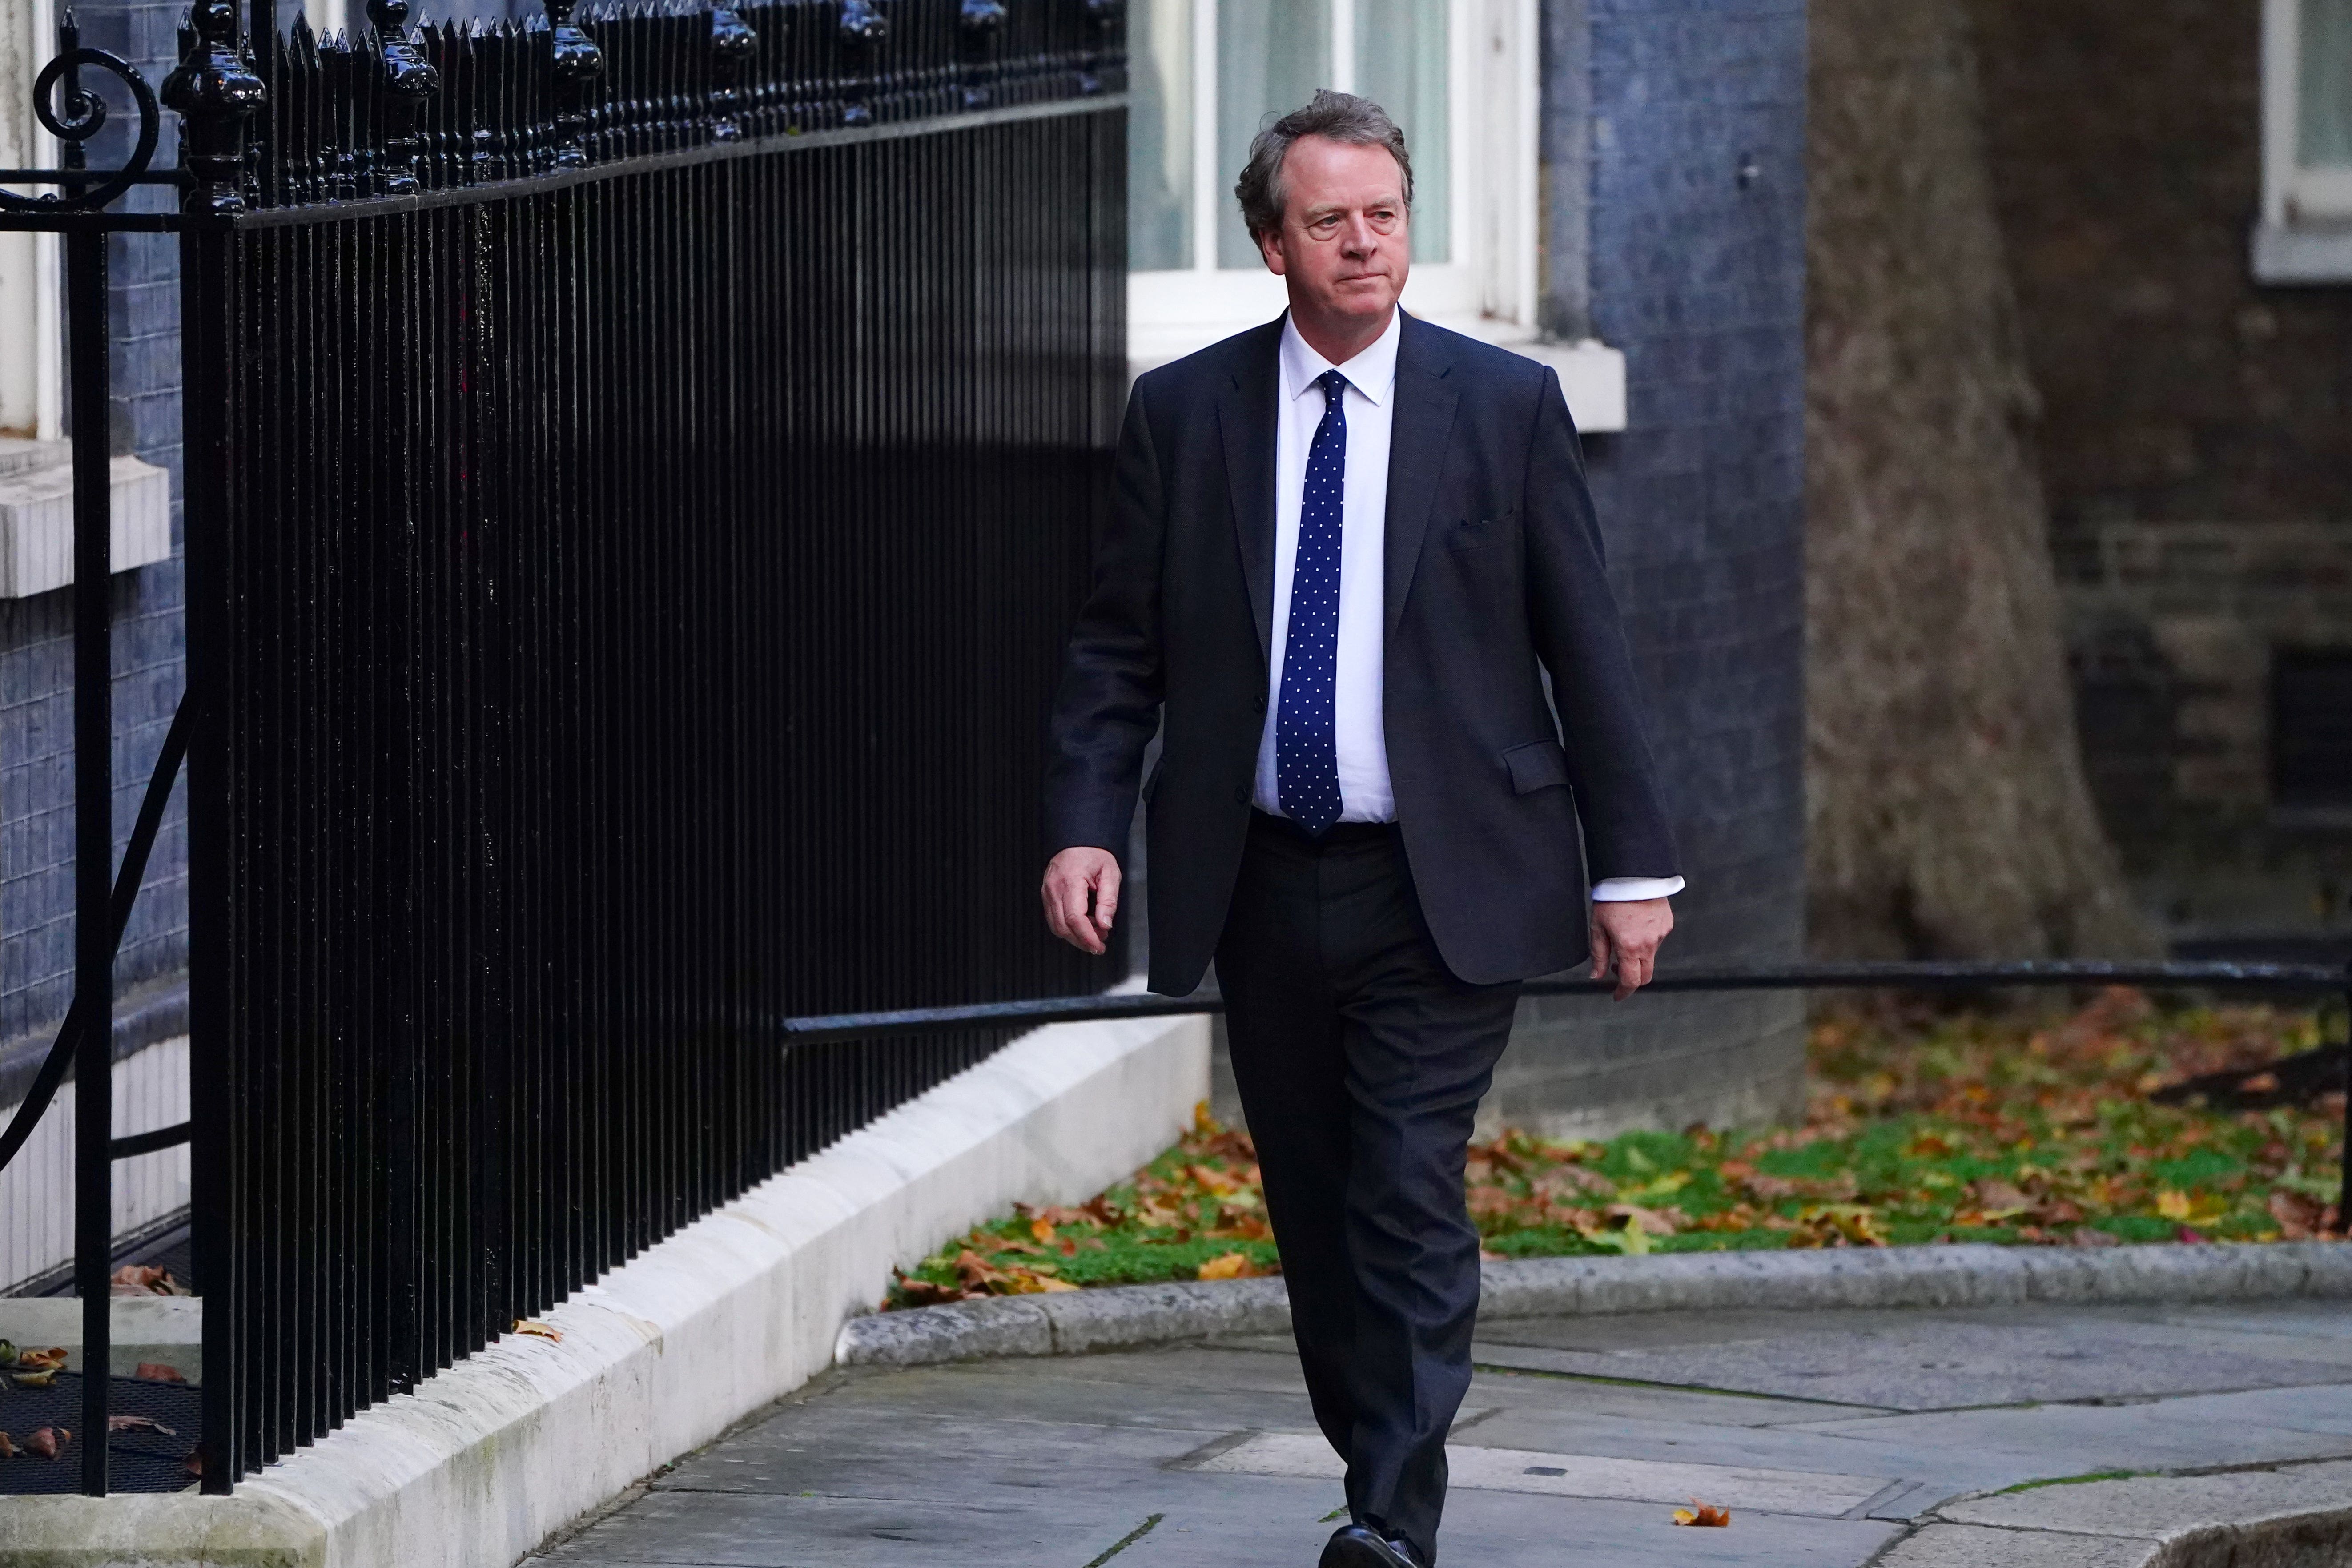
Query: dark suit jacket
1046 312 1678 993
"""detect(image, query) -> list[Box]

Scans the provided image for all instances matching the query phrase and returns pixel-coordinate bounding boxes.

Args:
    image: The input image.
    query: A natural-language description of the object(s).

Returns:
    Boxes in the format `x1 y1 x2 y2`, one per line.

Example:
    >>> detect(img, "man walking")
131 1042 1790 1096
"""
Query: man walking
1041 92 1681 1568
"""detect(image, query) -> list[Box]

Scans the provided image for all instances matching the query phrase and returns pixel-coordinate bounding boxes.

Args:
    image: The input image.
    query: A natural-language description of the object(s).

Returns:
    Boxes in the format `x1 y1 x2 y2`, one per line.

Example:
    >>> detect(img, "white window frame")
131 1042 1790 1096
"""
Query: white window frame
0 0 64 442
2256 0 2352 283
1129 0 1550 366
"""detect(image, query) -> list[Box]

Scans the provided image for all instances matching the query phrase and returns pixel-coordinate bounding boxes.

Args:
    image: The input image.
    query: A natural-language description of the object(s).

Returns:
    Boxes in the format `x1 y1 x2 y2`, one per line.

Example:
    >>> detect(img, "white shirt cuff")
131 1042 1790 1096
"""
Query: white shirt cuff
1591 876 1685 902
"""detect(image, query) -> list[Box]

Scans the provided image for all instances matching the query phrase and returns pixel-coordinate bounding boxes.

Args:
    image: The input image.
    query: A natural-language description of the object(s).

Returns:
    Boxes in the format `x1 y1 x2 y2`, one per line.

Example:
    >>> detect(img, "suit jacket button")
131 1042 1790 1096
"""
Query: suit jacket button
1232 785 1249 805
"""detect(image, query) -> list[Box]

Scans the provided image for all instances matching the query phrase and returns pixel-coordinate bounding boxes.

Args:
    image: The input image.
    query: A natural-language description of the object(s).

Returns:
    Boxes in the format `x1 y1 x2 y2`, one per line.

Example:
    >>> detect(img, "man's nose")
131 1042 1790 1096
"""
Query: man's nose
1339 215 1378 254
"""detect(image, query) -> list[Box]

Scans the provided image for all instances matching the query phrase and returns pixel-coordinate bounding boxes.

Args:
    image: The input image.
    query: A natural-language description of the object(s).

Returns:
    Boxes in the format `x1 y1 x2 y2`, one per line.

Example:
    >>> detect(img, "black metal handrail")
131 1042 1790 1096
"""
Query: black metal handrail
777 960 2349 1041
779 958 2352 1226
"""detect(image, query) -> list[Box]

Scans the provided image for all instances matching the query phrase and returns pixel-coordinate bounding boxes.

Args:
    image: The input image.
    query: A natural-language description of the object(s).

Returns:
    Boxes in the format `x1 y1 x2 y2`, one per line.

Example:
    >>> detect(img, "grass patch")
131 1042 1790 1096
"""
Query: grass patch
885 989 2341 1307
1998 1469 2147 1493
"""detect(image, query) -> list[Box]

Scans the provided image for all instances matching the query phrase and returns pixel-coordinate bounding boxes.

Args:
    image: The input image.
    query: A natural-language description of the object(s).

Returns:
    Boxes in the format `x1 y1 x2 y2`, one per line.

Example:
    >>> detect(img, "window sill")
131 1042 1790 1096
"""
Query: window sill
0 438 174 598
2251 220 2352 285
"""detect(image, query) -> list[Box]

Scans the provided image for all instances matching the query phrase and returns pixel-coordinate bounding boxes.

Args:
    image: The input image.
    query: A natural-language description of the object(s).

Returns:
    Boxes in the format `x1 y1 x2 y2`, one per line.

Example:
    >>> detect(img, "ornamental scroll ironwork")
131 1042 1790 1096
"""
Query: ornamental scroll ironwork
0 13 164 213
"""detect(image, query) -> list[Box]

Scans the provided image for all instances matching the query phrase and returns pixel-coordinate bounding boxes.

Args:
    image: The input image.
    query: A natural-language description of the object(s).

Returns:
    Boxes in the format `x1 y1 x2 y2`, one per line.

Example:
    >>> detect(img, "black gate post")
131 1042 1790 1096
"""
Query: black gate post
165 0 265 1491
52 17 118 1496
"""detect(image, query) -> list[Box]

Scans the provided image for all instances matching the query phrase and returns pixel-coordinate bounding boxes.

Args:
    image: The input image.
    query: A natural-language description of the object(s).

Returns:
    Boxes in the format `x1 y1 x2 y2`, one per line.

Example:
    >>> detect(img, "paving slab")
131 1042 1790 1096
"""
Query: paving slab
1192 1429 1894 1515
535 1301 2352 1568
1111 1488 1901 1568
1873 1524 2153 1568
1470 1316 2352 1409
1942 1458 2352 1539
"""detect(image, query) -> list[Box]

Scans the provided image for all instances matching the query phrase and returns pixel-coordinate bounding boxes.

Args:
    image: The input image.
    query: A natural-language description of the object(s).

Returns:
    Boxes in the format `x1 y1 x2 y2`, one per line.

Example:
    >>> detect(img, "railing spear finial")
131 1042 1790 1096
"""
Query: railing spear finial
707 4 757 143
366 0 438 196
545 0 604 168
162 0 267 215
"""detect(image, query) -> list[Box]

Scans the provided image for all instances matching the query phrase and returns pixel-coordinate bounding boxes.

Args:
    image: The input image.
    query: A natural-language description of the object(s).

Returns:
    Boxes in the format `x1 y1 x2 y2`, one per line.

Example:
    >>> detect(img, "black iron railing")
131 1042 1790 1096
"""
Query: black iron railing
4 0 1129 1495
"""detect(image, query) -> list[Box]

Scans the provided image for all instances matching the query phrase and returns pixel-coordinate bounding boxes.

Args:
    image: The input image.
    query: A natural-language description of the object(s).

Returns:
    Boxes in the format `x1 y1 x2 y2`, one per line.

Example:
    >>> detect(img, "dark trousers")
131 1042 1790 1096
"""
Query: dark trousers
1216 812 1523 1566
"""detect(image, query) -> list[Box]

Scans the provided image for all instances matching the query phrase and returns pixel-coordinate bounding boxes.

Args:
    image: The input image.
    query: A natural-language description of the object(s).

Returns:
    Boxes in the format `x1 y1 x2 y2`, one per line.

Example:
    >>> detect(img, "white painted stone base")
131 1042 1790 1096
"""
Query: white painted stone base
0 1007 1208 1568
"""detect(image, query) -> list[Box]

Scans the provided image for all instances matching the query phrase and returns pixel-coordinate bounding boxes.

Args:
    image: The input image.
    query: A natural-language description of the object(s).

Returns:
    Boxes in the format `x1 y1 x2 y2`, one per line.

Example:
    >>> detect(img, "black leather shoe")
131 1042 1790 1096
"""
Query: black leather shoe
1319 1525 1426 1568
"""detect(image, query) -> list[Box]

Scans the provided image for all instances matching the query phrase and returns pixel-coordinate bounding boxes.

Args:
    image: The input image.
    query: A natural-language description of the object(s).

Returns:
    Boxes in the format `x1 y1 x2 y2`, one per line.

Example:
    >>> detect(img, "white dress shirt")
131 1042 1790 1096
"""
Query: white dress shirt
1251 309 1684 904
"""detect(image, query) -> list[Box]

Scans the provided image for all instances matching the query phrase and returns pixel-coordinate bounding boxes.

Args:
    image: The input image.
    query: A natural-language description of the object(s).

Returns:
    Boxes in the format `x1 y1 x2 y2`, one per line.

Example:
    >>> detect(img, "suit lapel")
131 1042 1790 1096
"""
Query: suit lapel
1216 321 1284 663
1384 314 1459 642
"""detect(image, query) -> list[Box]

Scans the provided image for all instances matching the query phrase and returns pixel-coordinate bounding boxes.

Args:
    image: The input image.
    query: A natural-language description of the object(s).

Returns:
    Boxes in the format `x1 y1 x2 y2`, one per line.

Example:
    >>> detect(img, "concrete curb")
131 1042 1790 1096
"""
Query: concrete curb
835 1239 2352 1368
0 1006 1210 1568
1887 1457 2352 1567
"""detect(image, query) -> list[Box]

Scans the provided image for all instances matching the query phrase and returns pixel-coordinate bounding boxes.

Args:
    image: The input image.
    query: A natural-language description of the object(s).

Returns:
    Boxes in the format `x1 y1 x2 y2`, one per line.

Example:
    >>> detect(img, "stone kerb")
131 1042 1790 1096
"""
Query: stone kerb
836 1241 2352 1368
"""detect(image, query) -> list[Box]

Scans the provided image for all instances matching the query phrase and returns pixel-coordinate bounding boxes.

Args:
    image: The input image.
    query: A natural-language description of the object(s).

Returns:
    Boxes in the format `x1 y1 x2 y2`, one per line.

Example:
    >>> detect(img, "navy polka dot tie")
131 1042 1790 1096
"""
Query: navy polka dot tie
1276 370 1349 838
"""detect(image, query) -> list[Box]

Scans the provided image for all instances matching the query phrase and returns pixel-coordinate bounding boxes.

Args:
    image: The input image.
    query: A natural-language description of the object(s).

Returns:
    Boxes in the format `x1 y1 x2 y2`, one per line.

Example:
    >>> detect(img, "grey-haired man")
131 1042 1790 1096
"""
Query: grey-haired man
1042 92 1681 1568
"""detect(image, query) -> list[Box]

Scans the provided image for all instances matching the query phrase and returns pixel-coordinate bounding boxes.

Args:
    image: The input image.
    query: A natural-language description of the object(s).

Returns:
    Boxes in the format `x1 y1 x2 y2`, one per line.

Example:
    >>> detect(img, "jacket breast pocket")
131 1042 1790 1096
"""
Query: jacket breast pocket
1448 507 1518 551
1501 738 1570 795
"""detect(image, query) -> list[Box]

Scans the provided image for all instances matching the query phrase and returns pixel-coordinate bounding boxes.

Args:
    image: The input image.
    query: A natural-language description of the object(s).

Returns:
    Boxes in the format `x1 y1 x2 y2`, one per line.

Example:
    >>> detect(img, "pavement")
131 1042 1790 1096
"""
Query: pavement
533 1298 2352 1567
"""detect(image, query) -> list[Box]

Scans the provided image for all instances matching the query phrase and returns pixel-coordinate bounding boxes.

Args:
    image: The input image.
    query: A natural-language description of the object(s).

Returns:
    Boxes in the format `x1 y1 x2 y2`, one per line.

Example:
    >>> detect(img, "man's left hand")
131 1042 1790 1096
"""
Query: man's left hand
1589 897 1673 1001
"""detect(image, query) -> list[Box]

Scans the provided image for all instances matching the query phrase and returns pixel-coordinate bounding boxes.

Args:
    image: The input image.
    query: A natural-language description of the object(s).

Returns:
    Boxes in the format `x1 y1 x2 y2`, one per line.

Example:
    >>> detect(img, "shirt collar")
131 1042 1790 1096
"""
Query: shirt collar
1279 306 1402 408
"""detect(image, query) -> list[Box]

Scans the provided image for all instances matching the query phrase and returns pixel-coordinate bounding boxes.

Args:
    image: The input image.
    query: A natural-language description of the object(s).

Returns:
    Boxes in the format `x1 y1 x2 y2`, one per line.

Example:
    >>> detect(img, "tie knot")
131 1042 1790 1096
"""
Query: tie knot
1318 370 1350 404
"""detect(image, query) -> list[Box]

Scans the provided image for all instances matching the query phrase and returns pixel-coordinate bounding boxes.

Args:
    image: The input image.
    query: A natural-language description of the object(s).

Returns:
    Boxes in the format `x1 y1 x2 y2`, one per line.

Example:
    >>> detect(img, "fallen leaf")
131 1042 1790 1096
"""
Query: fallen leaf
110 1265 193 1297
2268 1189 2324 1240
109 1414 177 1436
1672 1499 1731 1527
16 1347 67 1372
1604 1202 1681 1237
0 1340 14 1366
1467 1184 1518 1220
27 1427 66 1460
512 1320 562 1343
1576 1217 1652 1256
887 1271 972 1308
0 1433 12 1457
1029 1218 1056 1244
134 1362 187 1383
1197 1251 1258 1280
183 1447 203 1478
11 1370 56 1389
1972 1179 2032 1217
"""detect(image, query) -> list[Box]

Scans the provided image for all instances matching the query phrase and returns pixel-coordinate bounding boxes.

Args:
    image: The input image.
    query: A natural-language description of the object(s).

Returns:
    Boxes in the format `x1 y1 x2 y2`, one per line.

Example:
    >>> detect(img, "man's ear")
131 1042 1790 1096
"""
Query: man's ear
1256 226 1289 277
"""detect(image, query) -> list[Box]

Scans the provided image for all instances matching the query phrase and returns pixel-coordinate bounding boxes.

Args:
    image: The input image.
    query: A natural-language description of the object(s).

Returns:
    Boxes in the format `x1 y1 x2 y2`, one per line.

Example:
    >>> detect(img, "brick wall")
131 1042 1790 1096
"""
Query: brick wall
1969 0 2352 936
0 0 189 1065
1492 0 1811 1137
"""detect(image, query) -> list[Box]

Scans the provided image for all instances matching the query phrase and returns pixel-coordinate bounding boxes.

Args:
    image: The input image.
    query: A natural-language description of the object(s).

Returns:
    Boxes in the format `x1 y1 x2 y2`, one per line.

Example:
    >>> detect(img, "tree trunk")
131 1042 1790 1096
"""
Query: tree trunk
1805 0 2154 960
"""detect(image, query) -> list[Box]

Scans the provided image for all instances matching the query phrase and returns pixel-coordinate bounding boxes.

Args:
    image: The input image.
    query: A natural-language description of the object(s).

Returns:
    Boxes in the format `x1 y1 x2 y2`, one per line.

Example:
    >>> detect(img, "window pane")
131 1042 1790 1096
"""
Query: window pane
1129 0 1195 271
2303 0 2352 167
1356 0 1450 262
1218 0 1332 269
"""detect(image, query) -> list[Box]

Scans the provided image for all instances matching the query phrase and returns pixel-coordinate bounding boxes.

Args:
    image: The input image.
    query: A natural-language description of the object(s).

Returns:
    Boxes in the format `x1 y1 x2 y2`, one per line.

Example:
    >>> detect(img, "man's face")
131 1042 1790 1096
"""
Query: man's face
1256 135 1410 330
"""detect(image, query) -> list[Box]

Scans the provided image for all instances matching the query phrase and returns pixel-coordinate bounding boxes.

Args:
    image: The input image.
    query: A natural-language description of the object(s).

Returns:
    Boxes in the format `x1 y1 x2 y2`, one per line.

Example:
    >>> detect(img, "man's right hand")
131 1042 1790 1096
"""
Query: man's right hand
1041 847 1122 955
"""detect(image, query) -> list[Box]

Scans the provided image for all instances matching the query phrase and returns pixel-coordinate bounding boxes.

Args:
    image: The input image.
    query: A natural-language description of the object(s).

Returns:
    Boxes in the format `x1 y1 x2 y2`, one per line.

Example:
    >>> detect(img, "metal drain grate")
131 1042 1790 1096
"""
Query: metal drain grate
0 1371 201 1493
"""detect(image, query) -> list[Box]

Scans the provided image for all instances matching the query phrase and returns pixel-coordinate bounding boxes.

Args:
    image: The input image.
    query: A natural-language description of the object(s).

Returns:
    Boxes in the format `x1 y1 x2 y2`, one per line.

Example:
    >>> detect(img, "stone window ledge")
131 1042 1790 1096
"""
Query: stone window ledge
2251 221 2352 286
0 438 174 598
